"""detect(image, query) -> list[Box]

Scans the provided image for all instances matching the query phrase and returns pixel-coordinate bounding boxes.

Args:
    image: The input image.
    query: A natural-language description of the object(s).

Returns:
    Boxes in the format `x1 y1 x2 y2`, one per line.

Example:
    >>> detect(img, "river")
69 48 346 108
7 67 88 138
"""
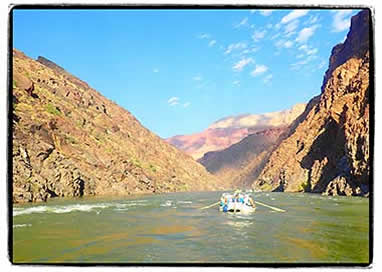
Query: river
12 191 370 264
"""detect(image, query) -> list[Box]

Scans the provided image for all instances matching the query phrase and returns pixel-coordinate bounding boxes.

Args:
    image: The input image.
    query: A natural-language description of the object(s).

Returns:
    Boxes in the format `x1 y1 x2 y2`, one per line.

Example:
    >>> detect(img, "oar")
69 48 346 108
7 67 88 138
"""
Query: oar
254 200 286 213
200 201 220 210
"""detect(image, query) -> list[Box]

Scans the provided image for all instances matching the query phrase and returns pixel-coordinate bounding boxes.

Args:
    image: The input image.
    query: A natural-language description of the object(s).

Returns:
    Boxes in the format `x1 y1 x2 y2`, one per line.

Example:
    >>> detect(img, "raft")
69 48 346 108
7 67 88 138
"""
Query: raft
219 193 256 214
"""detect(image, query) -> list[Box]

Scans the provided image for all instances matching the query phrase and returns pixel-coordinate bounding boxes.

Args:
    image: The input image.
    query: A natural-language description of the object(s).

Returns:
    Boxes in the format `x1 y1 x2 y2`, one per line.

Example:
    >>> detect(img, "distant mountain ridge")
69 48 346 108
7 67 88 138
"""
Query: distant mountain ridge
210 103 306 130
166 103 306 160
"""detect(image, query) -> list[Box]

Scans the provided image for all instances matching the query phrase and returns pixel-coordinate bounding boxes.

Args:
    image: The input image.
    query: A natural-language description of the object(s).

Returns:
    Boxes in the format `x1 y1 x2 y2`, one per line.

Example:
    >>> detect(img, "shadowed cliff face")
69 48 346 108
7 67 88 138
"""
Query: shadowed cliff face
12 50 223 203
254 10 370 196
198 127 288 188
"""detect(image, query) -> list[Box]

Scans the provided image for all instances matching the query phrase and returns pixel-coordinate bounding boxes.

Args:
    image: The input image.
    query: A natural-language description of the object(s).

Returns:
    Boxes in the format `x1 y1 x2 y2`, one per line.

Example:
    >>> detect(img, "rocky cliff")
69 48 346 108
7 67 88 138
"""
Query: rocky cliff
254 10 370 197
198 127 287 188
166 103 306 160
12 50 222 203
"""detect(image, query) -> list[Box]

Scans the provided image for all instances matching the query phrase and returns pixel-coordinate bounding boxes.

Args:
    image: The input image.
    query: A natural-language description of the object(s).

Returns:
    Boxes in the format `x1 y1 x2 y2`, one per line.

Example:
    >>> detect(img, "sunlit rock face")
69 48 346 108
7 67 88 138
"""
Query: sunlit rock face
12 50 223 203
254 10 370 197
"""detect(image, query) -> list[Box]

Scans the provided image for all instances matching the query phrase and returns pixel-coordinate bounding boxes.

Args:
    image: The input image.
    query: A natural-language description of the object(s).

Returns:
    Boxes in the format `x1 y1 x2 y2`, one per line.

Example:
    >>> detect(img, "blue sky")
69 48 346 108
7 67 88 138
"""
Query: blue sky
13 8 360 138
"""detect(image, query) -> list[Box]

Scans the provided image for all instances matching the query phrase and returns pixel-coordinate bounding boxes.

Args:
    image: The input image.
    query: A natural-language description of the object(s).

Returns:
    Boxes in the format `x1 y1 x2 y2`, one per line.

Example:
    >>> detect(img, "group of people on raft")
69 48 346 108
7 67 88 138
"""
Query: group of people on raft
219 189 256 213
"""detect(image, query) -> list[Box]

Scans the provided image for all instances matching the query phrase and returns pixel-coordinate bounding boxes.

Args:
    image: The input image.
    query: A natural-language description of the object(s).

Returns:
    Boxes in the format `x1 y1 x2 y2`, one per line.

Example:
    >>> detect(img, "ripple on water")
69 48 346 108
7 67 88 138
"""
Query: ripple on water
13 224 32 228
160 200 173 207
12 201 150 216
12 192 369 263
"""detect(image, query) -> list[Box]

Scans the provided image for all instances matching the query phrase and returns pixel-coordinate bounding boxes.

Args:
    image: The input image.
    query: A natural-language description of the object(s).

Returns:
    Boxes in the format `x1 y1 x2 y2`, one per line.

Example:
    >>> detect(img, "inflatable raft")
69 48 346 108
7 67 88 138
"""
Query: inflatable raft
219 193 256 214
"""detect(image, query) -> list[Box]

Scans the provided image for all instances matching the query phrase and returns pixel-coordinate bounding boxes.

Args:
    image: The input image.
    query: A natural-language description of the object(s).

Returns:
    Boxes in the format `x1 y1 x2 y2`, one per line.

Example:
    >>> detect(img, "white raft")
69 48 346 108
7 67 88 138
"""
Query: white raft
219 193 256 214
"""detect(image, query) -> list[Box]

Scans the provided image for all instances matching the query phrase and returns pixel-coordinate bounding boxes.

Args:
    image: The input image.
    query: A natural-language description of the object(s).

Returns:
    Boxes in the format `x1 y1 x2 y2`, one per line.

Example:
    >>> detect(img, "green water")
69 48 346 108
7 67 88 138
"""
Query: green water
12 191 370 264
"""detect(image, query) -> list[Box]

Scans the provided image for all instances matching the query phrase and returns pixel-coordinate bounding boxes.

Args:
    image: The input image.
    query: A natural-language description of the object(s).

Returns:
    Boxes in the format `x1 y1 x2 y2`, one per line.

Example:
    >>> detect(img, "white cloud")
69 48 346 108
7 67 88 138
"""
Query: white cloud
183 102 191 108
332 10 353 32
252 30 267 42
233 80 240 86
235 17 249 28
193 75 203 81
274 40 284 48
233 58 254 71
153 68 159 73
306 48 318 55
260 10 273 16
281 10 309 24
318 60 327 69
270 33 281 40
198 33 211 39
298 44 308 51
297 44 318 60
168 97 180 106
250 64 268 77
307 15 319 25
208 40 217 47
290 55 317 70
275 39 294 49
263 74 273 84
284 40 294 48
240 47 259 56
296 45 318 61
296 25 319 43
285 19 299 34
224 42 247 55
285 31 297 38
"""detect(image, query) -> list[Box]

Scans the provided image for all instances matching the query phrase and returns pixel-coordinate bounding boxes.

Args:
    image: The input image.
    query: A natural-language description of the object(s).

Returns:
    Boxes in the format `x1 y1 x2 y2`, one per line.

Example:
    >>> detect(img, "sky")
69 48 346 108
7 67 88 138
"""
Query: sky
13 8 361 138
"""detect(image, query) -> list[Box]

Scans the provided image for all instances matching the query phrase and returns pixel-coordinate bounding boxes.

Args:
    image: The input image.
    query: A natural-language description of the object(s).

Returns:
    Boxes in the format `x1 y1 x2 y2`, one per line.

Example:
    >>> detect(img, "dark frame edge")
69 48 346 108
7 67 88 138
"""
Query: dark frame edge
7 3 15 266
366 6 375 268
9 3 373 10
8 5 375 268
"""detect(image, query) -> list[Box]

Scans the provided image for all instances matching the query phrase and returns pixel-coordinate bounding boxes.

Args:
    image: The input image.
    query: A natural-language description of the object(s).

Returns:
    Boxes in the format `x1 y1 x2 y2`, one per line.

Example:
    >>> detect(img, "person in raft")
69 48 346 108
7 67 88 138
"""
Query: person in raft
233 190 244 204
220 193 229 212
244 194 256 208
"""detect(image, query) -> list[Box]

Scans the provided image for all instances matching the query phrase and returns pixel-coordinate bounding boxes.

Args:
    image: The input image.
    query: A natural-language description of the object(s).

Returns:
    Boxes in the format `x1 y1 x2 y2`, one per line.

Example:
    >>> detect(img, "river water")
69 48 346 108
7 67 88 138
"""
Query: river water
12 191 370 264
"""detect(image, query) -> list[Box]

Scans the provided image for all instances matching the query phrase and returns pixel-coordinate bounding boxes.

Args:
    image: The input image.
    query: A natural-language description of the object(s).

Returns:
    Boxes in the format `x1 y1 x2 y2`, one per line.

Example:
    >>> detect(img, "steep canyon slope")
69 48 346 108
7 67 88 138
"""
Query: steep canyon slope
254 10 371 196
11 50 222 203
198 127 288 188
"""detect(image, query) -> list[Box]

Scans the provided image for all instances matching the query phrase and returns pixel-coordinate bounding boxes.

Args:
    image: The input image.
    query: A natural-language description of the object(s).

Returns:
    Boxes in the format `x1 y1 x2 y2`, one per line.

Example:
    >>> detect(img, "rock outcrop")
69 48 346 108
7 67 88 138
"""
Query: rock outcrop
254 10 370 197
166 104 306 160
12 50 223 203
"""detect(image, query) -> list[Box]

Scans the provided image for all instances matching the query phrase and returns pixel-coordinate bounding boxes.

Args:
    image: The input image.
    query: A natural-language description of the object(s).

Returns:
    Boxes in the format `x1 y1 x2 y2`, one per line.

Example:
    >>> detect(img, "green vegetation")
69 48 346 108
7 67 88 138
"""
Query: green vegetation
298 180 310 192
179 183 189 191
46 103 61 116
131 158 142 168
15 102 34 113
13 80 17 88
65 135 77 145
259 182 273 191
149 164 157 172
